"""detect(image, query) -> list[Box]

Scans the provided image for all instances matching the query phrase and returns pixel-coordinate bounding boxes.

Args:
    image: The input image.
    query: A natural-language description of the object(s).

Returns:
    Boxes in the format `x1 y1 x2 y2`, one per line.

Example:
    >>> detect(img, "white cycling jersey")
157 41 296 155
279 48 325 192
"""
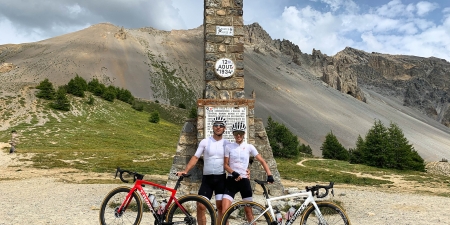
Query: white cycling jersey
194 137 230 175
225 142 258 178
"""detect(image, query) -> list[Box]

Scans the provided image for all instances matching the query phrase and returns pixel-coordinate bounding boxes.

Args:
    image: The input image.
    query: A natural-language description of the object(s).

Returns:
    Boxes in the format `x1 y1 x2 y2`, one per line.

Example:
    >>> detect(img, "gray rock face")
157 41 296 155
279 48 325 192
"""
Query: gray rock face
332 48 450 127
243 23 450 127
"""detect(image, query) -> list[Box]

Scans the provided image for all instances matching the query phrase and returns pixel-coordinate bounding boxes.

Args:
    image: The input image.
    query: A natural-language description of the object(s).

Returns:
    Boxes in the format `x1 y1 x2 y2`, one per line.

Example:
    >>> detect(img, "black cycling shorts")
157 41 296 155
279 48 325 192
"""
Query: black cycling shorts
198 174 226 200
224 176 252 200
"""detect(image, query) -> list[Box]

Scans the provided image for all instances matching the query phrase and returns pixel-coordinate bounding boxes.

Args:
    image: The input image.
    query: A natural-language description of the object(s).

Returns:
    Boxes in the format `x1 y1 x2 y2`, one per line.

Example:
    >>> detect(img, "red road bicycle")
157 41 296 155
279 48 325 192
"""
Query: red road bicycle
99 167 216 225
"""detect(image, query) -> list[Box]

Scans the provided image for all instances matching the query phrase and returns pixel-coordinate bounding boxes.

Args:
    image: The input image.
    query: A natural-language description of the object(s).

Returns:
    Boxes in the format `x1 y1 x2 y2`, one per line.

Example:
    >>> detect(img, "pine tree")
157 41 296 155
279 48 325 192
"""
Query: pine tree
298 143 313 155
387 123 425 171
36 78 55 100
362 120 389 168
321 131 349 160
88 78 105 96
102 86 117 102
50 88 70 111
349 135 364 164
116 88 133 104
266 116 299 158
67 74 88 97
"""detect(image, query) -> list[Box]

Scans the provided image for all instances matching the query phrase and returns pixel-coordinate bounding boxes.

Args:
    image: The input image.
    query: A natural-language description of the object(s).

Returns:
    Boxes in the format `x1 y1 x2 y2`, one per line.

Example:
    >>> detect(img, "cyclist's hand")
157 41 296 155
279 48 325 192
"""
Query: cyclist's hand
267 175 274 183
246 169 250 179
232 171 241 181
176 171 186 176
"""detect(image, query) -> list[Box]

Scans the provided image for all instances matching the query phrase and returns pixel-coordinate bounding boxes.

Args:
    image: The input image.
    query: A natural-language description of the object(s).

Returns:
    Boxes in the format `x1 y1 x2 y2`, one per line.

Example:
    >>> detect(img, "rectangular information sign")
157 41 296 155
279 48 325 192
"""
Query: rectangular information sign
205 106 247 143
216 26 234 36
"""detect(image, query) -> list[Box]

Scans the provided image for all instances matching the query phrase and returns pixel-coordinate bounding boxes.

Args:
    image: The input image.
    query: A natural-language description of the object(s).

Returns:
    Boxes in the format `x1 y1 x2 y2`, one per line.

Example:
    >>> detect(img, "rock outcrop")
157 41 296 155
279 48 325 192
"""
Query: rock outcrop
243 23 366 103
0 63 14 73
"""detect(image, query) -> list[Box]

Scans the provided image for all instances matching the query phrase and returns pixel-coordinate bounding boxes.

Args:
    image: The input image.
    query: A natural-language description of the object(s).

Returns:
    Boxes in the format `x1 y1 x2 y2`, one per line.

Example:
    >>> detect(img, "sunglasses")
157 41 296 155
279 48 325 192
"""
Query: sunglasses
213 124 225 128
233 131 245 136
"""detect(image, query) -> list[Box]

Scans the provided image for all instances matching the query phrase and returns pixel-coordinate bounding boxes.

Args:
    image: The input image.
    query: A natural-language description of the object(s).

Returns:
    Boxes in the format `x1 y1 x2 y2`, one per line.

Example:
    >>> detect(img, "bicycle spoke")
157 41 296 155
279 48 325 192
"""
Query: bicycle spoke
301 202 350 225
167 195 215 225
100 187 143 225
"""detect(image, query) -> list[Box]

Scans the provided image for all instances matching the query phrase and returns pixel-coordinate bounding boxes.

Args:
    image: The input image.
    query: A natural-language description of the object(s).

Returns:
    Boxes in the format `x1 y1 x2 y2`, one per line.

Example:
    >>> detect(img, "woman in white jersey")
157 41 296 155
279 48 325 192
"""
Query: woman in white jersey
176 116 230 225
222 121 274 220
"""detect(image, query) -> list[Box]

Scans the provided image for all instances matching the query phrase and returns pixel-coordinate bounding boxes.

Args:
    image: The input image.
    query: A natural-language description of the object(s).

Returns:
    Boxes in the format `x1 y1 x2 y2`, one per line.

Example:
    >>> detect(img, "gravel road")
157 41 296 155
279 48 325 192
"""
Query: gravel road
1 177 450 225
1 151 450 225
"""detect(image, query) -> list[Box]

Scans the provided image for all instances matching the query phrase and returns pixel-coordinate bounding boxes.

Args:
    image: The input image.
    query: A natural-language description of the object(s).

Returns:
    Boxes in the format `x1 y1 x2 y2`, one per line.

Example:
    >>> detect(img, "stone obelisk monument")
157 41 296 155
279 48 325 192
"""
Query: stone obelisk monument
168 0 284 196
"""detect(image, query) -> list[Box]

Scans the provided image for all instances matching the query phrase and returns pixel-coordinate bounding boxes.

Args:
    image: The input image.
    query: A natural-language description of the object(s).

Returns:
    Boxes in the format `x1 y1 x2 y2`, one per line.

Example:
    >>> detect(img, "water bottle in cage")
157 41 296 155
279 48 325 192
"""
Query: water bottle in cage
148 194 159 209
285 206 295 220
275 210 282 225
158 199 167 215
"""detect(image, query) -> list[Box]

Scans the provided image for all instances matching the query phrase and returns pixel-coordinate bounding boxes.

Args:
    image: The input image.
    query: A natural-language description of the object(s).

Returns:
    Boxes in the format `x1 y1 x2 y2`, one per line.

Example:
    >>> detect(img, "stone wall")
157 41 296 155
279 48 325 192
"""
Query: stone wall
204 0 245 99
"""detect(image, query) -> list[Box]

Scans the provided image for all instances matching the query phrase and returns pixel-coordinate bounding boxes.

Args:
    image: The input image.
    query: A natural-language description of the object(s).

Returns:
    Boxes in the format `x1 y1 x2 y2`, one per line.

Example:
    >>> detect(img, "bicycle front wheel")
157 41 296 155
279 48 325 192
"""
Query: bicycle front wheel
300 201 350 225
99 186 143 225
221 201 273 225
166 195 216 225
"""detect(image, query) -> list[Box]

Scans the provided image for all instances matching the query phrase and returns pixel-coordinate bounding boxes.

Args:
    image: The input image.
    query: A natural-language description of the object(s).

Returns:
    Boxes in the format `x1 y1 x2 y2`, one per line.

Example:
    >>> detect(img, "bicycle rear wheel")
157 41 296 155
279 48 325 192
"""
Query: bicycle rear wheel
99 186 143 225
221 201 272 225
166 195 216 225
300 201 350 225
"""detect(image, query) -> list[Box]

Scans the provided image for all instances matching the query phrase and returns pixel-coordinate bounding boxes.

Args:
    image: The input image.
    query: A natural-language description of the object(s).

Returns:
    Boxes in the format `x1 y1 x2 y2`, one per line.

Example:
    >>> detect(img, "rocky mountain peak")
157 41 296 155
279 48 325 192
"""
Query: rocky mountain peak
244 22 273 45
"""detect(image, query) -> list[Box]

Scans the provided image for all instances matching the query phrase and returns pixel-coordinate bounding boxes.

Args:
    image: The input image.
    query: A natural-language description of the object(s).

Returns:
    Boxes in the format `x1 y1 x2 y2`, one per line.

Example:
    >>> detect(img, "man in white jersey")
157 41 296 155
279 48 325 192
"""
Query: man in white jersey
222 121 274 222
176 116 229 225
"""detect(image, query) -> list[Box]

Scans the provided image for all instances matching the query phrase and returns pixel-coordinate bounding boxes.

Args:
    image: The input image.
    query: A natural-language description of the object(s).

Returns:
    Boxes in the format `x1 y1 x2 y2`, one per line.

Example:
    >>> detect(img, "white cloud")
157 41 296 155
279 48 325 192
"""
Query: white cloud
272 0 450 61
0 0 449 62
376 0 412 18
416 1 439 16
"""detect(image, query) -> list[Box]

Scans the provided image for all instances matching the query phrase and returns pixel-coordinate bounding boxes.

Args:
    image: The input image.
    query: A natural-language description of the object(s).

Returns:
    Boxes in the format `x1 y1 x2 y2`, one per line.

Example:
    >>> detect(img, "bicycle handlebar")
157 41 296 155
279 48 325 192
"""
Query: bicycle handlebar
306 181 334 198
115 167 191 186
254 179 334 199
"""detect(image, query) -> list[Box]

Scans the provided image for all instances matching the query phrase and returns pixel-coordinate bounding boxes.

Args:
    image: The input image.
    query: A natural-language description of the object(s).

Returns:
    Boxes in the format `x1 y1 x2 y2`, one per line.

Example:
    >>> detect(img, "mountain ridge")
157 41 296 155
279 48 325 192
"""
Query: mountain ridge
1 22 449 161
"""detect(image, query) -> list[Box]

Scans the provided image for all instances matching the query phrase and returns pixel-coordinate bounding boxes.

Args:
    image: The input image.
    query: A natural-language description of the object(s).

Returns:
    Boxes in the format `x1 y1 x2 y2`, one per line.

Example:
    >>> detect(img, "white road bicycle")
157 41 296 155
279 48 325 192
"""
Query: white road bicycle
221 180 351 225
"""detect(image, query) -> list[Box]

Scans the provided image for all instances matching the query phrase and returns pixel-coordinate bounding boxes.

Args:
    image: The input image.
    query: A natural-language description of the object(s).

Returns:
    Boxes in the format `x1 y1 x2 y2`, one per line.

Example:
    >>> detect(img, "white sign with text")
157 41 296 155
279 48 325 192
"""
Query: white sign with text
216 26 234 36
215 58 235 78
205 106 247 143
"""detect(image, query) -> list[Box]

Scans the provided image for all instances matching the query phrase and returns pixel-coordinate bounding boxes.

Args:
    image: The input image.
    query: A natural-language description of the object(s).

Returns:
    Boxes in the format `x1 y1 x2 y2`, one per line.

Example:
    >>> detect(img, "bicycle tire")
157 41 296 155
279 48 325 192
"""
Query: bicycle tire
221 201 273 225
99 186 143 225
300 201 351 225
166 195 216 225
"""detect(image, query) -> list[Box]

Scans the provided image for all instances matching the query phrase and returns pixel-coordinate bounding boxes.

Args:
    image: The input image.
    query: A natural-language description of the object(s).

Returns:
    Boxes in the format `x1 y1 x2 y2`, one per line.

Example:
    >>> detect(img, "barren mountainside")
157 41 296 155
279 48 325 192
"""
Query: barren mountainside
1 22 450 161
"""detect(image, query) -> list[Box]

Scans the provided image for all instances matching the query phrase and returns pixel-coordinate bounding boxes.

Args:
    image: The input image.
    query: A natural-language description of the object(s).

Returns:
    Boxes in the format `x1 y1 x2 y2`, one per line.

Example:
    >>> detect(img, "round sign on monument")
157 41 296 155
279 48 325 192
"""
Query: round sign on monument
215 58 235 78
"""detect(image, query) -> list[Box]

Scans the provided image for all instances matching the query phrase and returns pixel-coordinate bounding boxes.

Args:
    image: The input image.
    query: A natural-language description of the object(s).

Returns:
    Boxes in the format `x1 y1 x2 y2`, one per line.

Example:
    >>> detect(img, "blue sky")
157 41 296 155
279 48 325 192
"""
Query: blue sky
1 0 449 61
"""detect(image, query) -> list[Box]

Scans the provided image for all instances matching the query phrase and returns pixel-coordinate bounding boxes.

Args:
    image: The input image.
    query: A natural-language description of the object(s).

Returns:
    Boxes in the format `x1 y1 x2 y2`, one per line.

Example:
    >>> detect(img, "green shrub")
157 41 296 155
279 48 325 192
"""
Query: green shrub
50 88 70 111
266 116 299 158
132 101 144 111
188 107 197 118
149 110 160 123
117 88 133 104
67 74 88 97
88 78 105 96
299 143 313 155
36 78 55 100
102 86 116 102
86 95 95 105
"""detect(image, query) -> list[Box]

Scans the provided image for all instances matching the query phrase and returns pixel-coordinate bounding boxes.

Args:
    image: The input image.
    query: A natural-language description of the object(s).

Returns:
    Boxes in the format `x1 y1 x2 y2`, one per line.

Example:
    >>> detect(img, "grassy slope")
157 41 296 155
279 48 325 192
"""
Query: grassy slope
0 94 183 175
1 93 449 195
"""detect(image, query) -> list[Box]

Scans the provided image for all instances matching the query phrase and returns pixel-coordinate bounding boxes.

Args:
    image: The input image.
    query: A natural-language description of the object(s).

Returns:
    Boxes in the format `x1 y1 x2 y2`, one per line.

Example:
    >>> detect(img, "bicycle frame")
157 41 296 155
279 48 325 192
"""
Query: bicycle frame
262 191 326 225
245 180 333 225
116 175 190 225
